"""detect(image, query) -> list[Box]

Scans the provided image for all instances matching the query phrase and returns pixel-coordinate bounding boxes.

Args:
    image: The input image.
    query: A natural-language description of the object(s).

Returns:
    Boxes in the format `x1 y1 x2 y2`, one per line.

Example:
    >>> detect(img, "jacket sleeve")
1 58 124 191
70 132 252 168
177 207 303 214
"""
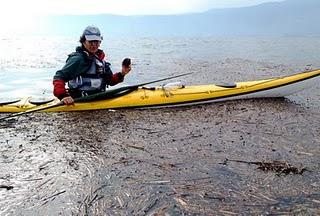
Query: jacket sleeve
53 55 83 81
109 72 124 86
53 55 84 99
53 79 69 100
104 62 124 86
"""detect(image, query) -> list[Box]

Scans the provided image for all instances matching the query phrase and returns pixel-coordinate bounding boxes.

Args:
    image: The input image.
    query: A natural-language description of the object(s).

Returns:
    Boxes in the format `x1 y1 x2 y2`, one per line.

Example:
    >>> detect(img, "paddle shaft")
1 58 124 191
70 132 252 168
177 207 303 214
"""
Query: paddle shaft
127 72 193 88
0 101 64 121
0 72 193 121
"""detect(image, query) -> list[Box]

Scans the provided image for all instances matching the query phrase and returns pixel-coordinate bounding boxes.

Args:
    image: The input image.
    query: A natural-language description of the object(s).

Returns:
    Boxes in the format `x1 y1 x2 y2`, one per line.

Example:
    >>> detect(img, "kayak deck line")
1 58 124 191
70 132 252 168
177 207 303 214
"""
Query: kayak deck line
166 71 317 97
0 69 319 113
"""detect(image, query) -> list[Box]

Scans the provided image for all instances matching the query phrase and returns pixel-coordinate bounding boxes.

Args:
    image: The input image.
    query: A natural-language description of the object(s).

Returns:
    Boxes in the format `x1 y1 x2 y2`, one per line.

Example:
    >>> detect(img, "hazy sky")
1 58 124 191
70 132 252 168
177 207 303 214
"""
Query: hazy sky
4 0 284 16
1 0 284 33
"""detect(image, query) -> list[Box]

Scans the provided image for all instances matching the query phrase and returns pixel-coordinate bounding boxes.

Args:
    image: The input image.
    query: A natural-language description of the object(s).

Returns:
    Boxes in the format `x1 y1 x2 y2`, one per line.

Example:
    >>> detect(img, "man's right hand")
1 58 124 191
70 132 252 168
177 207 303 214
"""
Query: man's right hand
62 96 74 105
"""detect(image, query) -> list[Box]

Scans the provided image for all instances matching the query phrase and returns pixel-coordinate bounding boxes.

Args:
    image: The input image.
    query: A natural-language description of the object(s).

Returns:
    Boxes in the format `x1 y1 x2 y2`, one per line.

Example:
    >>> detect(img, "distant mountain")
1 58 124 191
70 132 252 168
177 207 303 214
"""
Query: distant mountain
38 0 320 37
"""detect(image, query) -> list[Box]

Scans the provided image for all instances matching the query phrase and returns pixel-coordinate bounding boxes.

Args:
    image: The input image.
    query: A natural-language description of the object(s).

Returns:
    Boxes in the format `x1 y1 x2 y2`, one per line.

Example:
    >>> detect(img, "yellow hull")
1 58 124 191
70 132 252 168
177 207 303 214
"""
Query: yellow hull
1 69 320 113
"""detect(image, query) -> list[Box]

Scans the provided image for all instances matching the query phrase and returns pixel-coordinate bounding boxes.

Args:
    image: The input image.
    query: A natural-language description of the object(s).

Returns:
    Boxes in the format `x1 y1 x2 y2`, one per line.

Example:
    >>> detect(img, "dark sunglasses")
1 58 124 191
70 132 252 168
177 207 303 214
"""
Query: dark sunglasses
87 40 101 44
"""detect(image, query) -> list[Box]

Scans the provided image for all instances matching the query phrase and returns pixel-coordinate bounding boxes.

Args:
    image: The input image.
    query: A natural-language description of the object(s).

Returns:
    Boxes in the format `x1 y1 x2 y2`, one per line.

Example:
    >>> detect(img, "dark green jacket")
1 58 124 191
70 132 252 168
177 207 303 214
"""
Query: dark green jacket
54 46 114 81
53 46 124 99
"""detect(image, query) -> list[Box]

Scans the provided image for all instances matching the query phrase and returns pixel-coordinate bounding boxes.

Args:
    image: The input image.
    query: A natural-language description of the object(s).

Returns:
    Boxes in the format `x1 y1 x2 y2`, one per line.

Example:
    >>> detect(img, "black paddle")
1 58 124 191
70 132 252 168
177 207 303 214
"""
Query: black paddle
0 72 193 121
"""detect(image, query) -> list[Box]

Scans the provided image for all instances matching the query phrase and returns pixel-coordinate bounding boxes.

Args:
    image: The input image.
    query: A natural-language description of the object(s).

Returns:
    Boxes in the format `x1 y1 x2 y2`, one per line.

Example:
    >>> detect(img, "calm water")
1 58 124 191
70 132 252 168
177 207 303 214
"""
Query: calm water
1 36 320 98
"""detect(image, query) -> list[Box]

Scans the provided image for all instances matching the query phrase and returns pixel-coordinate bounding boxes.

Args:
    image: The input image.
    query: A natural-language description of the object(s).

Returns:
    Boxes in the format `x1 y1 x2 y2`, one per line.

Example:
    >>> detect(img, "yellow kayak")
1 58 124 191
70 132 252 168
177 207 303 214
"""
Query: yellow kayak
1 69 319 113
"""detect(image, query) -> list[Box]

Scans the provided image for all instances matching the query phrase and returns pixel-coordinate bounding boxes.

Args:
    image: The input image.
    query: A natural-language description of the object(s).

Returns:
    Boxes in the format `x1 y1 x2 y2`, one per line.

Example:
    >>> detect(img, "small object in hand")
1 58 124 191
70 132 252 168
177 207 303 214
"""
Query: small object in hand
122 58 131 67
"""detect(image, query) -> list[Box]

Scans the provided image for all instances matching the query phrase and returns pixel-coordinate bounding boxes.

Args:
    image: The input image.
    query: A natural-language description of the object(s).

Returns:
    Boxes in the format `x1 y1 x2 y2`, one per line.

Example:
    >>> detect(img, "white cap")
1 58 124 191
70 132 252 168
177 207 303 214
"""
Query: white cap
82 26 103 41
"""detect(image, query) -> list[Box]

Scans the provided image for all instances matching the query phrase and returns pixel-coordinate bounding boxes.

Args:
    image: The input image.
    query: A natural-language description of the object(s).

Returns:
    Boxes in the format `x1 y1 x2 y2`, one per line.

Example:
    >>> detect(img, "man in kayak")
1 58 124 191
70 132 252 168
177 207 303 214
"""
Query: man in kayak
53 26 131 105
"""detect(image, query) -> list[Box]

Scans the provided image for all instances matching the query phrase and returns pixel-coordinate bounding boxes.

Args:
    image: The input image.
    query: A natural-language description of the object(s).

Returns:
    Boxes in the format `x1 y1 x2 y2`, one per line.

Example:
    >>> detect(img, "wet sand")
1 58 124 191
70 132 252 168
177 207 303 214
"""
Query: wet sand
0 58 320 215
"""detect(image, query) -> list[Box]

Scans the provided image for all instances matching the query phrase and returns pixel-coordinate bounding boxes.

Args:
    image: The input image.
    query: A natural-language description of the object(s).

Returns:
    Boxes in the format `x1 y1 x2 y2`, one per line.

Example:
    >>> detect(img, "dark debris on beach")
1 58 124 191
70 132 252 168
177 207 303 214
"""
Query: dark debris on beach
0 60 320 215
222 159 308 175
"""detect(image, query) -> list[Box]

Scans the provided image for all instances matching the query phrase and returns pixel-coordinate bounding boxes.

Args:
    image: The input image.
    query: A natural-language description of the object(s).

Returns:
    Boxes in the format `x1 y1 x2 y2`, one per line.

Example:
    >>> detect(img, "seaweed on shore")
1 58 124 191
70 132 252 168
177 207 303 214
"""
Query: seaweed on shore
221 159 308 175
